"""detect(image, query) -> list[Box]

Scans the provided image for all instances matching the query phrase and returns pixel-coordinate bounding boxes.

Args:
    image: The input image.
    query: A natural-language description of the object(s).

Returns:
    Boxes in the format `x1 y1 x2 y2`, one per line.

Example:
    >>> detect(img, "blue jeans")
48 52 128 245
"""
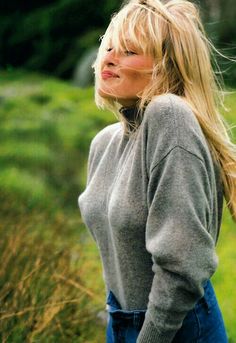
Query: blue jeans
106 280 228 343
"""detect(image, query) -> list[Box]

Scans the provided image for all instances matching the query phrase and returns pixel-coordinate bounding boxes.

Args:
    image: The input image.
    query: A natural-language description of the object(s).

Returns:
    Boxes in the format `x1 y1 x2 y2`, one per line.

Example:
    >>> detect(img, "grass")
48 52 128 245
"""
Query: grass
0 213 106 343
0 69 235 342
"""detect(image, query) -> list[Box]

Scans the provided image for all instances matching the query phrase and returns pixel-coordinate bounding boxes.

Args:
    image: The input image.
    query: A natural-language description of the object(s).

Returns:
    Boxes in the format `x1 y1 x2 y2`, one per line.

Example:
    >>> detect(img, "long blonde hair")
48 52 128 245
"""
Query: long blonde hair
93 0 236 222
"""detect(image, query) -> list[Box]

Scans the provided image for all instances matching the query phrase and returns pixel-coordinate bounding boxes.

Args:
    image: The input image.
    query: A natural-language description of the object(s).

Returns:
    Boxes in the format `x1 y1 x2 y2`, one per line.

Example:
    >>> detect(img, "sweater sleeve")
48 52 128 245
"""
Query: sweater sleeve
137 146 218 343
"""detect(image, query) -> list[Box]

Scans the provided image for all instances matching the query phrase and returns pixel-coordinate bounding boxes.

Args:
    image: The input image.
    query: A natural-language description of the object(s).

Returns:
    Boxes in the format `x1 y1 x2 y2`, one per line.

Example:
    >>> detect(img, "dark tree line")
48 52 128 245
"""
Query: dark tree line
199 0 236 85
0 0 121 78
0 0 235 84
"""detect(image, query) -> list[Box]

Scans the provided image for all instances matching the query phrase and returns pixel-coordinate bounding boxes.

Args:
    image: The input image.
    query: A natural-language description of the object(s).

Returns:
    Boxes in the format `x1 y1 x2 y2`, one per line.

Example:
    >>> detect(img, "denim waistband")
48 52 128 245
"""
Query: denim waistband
106 290 146 329
106 279 214 319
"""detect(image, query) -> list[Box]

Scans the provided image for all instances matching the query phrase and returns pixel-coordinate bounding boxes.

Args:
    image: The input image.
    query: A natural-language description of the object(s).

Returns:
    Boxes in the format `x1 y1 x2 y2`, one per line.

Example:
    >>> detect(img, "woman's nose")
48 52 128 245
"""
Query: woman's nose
103 49 119 66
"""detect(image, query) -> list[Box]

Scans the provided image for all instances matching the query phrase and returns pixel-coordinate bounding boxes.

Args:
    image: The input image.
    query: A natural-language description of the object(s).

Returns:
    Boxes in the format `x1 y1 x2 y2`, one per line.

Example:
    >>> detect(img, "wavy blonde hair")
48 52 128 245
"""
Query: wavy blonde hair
93 0 236 222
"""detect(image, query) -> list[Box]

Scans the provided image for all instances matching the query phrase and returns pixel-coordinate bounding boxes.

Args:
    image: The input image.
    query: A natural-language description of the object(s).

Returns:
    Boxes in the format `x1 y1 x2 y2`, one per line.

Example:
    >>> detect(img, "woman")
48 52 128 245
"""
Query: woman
78 0 236 342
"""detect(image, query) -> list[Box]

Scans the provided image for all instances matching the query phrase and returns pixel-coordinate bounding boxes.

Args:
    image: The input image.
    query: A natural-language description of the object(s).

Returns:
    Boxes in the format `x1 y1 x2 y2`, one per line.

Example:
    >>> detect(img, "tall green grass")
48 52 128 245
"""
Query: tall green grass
0 212 106 342
0 70 235 342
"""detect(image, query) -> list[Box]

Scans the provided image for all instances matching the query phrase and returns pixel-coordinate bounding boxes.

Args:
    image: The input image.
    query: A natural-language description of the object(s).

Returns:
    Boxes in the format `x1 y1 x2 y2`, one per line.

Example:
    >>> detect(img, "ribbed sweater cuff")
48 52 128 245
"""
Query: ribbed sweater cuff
137 313 175 343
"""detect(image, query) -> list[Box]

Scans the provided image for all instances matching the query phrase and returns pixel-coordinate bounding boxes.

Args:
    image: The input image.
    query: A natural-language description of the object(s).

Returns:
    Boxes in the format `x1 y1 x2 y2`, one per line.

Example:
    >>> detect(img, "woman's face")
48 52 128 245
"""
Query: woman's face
98 43 154 107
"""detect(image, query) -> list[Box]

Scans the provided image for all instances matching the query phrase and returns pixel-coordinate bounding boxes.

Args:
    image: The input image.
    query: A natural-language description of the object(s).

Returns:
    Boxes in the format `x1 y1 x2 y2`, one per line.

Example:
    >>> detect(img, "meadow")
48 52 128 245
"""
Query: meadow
0 70 235 342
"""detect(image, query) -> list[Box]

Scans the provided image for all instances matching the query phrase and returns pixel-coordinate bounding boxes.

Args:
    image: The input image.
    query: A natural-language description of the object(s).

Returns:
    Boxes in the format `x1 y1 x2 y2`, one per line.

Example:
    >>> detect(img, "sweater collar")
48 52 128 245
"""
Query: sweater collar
119 106 139 120
119 106 144 132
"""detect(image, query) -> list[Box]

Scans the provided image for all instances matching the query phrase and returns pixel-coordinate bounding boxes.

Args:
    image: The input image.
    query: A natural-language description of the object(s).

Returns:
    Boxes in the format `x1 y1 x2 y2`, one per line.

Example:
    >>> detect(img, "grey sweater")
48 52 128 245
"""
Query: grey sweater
78 93 223 342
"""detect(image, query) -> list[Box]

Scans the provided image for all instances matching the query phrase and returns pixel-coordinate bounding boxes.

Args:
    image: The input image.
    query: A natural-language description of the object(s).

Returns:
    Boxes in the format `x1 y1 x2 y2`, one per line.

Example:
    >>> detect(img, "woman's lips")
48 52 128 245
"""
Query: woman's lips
101 70 119 80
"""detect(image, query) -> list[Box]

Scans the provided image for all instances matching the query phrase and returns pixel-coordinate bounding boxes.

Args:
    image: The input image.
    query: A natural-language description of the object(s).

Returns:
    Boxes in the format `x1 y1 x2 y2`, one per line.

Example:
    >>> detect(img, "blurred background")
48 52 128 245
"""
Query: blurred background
0 0 236 85
0 0 235 342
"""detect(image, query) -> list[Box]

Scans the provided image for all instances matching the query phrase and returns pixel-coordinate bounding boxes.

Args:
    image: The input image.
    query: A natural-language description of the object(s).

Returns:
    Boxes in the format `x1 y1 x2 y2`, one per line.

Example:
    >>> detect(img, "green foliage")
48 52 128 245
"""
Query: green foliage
197 0 236 86
212 209 236 342
0 70 113 341
0 70 115 214
0 166 53 210
0 0 122 78
0 70 235 342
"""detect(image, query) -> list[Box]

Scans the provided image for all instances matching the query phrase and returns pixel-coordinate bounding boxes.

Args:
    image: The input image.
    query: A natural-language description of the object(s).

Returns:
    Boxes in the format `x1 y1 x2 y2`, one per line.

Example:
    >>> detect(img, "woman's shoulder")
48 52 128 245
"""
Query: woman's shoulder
90 122 121 153
142 93 211 165
143 93 206 143
144 93 197 129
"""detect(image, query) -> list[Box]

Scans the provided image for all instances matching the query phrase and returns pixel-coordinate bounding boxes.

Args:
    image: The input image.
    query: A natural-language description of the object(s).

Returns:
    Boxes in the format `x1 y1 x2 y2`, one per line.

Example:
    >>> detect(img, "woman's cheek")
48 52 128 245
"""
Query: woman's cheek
121 68 142 81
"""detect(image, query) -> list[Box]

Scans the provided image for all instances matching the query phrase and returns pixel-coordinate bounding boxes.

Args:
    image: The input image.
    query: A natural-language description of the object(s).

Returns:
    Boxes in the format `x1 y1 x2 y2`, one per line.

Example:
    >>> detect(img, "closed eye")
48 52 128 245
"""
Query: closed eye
105 48 137 56
124 50 137 56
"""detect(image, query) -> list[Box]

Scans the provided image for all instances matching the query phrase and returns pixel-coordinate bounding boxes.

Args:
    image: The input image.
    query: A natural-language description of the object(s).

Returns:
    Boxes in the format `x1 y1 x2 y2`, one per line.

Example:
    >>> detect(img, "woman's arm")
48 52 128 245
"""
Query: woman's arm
137 146 218 343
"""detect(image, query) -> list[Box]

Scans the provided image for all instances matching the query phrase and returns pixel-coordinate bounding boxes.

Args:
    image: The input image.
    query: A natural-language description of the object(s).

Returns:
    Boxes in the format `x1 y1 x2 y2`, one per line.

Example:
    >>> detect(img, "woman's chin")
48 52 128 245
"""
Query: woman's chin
97 88 137 107
98 88 116 100
97 86 108 96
